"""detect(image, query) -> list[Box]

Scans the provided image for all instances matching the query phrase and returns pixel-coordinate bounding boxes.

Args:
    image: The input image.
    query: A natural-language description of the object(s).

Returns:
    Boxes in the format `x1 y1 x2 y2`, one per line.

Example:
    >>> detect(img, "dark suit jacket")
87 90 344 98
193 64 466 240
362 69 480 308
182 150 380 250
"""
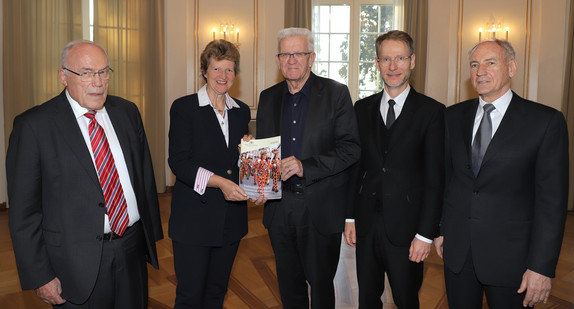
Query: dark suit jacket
6 90 164 304
351 88 445 246
168 93 250 246
256 73 361 235
442 92 569 287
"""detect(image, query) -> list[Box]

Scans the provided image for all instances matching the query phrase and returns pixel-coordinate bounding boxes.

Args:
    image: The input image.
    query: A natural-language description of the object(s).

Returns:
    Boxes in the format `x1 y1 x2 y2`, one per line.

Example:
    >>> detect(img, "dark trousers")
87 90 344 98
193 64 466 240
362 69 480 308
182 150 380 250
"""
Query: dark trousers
172 240 240 309
444 250 533 309
267 192 341 309
56 222 148 309
355 213 423 309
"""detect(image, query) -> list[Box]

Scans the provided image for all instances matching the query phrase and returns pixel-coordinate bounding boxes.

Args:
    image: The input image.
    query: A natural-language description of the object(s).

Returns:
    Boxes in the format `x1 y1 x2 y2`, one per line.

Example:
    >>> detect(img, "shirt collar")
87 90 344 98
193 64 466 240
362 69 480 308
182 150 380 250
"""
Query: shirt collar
66 89 108 119
283 73 313 97
381 84 411 108
197 84 240 109
478 89 512 115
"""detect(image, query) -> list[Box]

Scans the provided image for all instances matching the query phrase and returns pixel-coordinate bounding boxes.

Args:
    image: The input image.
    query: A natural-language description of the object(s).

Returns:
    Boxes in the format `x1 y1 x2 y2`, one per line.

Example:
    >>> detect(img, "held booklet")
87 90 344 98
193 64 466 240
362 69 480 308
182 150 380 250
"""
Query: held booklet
239 136 282 199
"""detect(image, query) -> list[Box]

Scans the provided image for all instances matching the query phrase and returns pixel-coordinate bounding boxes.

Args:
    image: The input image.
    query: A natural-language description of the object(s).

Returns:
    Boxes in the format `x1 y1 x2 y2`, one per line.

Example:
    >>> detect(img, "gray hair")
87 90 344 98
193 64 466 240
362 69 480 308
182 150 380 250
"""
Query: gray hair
468 39 516 62
61 40 109 70
277 27 314 53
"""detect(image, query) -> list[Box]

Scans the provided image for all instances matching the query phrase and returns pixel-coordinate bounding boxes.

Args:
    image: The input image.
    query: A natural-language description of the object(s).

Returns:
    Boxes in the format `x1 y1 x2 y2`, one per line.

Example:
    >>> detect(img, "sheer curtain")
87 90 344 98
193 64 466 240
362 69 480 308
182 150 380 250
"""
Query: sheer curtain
93 0 166 192
3 0 82 144
404 0 428 94
562 0 574 211
285 0 311 28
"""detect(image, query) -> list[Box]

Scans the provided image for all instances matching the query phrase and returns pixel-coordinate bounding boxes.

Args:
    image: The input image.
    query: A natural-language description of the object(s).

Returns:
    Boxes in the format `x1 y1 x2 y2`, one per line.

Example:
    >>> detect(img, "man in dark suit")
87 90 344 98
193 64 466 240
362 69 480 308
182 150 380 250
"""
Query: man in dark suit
344 30 445 309
6 40 163 308
256 27 361 308
434 39 568 308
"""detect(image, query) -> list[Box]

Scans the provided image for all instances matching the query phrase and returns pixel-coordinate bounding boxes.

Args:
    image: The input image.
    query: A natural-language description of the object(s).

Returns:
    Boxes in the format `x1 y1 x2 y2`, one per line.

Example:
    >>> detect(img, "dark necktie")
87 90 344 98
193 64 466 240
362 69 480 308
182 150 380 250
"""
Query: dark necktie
386 99 396 129
471 104 496 176
85 111 130 236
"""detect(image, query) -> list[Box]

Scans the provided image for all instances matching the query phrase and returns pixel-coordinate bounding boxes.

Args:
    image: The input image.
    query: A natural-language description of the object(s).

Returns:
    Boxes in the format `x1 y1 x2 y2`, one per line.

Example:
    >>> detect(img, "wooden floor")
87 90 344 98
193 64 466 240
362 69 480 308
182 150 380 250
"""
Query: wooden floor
0 194 573 308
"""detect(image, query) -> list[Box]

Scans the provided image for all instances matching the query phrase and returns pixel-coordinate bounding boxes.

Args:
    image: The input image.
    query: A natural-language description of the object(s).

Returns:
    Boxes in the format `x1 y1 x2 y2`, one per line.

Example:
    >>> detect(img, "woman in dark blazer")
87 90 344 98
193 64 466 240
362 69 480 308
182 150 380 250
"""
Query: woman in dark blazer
168 40 251 309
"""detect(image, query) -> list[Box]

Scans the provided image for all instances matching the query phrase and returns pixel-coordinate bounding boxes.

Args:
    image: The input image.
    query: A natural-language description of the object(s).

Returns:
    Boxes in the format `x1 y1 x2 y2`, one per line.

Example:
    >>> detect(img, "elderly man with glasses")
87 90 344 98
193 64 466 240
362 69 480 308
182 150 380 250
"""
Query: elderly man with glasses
255 27 360 309
6 40 163 308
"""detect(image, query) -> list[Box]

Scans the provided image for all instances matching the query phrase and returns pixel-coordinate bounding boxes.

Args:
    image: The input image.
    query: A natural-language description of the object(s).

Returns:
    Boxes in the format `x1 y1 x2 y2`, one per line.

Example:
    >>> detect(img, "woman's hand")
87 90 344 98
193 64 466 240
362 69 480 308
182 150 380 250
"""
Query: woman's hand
209 175 248 201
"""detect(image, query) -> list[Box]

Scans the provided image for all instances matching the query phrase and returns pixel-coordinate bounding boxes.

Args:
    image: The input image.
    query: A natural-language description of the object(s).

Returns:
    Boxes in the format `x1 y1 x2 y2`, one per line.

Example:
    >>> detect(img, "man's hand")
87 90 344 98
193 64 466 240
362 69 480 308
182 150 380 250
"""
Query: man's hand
433 236 444 259
344 222 356 248
251 194 268 206
409 237 431 263
518 269 552 307
35 277 66 305
281 156 303 181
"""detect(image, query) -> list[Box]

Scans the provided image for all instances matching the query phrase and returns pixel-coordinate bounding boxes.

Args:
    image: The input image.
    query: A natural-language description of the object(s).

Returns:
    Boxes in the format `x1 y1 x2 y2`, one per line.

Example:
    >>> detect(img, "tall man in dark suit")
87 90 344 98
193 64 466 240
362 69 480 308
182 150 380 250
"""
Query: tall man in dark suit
6 40 164 308
434 39 569 308
256 27 361 308
344 30 445 309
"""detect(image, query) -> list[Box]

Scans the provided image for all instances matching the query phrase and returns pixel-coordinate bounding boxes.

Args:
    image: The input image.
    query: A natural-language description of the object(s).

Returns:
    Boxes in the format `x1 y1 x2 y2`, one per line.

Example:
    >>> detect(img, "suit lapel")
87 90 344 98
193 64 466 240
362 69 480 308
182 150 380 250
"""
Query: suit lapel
385 88 418 148
480 94 524 169
52 92 101 188
301 75 322 156
105 98 138 185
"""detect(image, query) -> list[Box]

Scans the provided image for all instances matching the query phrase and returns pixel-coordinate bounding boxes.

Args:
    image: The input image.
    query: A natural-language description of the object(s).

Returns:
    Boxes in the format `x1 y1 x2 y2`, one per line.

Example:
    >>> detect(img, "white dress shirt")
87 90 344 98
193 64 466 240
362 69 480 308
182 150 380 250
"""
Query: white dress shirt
472 89 512 141
66 90 140 234
380 85 410 122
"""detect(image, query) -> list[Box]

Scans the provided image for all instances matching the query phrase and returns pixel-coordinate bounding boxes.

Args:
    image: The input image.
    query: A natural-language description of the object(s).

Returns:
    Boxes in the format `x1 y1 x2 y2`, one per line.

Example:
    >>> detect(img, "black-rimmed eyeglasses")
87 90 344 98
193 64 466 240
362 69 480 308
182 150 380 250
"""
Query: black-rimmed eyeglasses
63 67 113 82
277 52 312 61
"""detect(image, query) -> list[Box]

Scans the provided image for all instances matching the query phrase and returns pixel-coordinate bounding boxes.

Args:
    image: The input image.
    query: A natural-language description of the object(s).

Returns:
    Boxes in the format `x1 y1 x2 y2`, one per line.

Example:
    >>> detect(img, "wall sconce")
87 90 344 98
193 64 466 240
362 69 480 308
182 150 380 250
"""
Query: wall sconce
212 23 240 47
478 19 509 41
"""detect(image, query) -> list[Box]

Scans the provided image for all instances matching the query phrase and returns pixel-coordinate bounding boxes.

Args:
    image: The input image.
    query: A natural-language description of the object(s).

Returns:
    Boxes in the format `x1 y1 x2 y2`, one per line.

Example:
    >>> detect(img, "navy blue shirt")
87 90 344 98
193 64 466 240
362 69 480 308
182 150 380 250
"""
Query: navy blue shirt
281 75 312 183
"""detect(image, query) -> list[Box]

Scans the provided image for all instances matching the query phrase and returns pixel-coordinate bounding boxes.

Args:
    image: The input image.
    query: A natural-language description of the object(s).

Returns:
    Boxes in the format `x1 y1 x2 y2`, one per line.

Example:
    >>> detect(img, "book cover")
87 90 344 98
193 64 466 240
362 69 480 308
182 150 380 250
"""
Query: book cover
239 136 281 199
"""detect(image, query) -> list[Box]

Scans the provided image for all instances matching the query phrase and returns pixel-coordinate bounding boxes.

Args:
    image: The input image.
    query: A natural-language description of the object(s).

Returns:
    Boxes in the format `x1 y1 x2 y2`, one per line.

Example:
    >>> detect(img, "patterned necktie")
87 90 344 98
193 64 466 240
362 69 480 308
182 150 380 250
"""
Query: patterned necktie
471 104 496 176
386 99 396 129
85 111 129 236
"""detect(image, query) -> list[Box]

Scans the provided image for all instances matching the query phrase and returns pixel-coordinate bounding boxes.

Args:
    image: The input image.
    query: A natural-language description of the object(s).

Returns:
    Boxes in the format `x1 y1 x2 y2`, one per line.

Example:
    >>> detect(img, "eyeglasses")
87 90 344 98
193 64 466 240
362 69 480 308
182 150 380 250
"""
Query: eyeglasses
63 67 113 82
376 55 412 67
277 52 312 61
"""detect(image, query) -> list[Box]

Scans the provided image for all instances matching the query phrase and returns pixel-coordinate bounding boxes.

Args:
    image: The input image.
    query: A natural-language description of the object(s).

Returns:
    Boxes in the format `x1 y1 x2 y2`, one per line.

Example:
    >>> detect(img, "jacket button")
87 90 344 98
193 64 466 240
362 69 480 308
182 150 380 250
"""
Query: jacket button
98 202 105 208
382 168 387 173
96 235 103 241
227 170 232 175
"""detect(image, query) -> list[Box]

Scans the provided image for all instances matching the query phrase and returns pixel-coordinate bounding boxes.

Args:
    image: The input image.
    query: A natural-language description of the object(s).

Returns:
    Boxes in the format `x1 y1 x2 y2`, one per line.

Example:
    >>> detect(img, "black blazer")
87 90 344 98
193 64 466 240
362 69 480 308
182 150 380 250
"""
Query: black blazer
351 88 445 246
168 93 251 246
6 91 163 304
442 92 569 287
256 73 361 235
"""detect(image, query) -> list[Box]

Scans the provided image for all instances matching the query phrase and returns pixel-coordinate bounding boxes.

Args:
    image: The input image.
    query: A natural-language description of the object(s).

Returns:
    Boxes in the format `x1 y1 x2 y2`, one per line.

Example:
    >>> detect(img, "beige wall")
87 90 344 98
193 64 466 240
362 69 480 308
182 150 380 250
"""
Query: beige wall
426 0 570 109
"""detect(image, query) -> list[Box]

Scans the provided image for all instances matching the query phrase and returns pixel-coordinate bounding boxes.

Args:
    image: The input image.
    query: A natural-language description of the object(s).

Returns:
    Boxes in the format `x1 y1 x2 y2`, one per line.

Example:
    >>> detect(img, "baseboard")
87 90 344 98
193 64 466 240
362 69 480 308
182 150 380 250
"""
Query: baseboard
0 202 6 210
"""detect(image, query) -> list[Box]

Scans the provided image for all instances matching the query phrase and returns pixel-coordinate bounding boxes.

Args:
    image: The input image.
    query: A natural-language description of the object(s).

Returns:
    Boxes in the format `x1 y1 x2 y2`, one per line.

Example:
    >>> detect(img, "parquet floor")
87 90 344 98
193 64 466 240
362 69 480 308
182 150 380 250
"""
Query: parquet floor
0 194 573 308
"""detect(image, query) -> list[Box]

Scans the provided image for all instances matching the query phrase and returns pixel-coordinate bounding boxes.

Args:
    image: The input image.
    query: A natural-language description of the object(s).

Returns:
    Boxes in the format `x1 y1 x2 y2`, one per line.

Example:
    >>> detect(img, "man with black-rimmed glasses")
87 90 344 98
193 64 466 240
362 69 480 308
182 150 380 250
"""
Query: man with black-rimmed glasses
256 27 360 309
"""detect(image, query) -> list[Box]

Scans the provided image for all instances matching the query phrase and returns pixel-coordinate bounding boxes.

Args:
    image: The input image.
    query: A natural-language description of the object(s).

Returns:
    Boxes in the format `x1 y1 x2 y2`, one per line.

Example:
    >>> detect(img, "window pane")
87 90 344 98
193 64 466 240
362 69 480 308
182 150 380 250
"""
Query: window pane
315 34 330 61
330 5 350 33
315 62 329 78
329 62 348 84
358 63 379 91
313 4 350 86
329 34 348 61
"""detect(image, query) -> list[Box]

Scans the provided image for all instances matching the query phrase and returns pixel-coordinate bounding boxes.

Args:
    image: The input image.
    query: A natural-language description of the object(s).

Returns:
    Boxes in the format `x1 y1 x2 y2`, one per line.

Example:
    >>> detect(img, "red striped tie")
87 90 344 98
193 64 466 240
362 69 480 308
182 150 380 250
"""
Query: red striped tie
85 111 129 236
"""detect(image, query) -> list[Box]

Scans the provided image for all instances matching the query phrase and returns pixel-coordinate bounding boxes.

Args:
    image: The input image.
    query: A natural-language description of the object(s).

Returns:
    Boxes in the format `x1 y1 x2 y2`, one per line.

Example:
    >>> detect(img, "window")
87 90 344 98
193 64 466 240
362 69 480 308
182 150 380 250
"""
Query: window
312 0 403 101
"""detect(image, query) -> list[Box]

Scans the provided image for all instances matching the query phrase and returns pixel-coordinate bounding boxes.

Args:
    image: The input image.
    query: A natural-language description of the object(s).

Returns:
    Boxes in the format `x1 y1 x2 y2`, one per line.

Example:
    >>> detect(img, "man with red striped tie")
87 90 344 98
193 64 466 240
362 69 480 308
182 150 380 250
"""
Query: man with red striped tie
6 40 163 308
